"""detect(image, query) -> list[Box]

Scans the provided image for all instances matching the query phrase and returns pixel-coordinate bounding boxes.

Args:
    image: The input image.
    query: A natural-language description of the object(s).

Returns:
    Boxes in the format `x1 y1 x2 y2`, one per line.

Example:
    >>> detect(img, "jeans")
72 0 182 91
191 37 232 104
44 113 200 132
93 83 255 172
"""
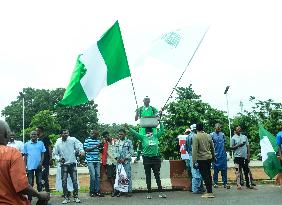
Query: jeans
213 167 227 185
189 155 202 193
87 162 101 193
27 168 42 200
185 159 193 191
42 165 50 192
198 160 213 193
122 163 132 192
61 163 79 198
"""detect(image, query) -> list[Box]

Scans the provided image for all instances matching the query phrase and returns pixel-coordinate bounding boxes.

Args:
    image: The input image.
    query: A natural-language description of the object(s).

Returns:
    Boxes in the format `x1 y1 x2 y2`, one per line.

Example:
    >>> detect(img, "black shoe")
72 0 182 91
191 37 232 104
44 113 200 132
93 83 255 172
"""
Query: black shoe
246 185 254 189
96 192 105 197
116 192 121 197
90 193 95 197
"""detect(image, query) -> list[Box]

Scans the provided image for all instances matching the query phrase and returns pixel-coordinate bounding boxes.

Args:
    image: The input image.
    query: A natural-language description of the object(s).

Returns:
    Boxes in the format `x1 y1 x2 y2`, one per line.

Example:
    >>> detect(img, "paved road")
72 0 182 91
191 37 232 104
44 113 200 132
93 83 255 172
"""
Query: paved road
36 184 281 205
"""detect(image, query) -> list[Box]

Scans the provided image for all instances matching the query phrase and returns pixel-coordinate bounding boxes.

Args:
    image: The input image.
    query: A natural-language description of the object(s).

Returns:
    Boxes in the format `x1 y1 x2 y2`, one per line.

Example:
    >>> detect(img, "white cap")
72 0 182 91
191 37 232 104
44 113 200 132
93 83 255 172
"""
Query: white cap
190 124 196 130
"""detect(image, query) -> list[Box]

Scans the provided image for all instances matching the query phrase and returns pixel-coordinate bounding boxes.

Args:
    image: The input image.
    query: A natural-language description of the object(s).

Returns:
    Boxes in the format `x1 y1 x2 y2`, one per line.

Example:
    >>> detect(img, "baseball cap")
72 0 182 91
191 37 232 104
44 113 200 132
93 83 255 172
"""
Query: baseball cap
190 124 196 130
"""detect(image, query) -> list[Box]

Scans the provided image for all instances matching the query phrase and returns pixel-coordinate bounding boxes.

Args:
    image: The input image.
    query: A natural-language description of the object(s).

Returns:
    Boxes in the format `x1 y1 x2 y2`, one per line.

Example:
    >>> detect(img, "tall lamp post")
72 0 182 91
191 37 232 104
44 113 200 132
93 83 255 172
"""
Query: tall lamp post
19 92 25 143
224 86 232 158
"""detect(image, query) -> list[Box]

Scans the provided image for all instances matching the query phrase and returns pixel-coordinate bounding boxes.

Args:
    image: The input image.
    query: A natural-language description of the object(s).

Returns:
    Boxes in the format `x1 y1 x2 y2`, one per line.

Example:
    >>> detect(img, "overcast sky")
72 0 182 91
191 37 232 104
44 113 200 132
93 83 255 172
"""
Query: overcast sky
1 0 282 125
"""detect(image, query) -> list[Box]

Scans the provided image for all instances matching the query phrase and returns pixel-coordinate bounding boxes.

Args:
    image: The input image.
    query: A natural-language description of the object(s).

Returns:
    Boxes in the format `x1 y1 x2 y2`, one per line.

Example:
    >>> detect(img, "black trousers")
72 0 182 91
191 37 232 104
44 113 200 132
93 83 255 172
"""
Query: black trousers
143 156 162 193
197 159 213 193
234 157 250 187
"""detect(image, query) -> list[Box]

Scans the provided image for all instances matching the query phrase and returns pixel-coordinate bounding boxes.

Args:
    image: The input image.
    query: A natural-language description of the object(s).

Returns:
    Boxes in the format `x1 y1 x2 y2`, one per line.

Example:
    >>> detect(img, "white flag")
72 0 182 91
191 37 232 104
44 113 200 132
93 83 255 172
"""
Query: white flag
148 25 209 69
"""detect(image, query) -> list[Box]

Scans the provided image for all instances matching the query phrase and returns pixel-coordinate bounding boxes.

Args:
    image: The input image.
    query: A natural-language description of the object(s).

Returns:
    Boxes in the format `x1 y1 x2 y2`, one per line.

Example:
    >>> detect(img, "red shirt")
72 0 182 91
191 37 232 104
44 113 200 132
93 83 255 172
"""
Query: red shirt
102 142 108 166
0 145 30 205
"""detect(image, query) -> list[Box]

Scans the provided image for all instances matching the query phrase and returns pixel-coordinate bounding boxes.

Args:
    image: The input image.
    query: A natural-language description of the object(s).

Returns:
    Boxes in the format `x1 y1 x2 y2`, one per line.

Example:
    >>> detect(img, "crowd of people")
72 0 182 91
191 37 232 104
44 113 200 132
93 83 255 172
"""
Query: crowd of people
1 97 282 204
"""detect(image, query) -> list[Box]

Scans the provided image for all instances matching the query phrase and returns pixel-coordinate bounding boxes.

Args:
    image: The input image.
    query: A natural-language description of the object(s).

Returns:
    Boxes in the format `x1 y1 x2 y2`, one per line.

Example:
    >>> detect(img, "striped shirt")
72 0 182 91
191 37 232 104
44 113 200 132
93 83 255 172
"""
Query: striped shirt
84 137 101 163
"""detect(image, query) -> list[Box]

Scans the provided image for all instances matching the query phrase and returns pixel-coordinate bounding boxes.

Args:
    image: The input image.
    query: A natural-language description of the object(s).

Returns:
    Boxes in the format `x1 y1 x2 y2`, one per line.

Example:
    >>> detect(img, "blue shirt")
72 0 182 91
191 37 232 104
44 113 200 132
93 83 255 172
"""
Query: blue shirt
185 133 195 155
211 131 227 170
83 137 101 163
276 131 282 149
24 140 46 170
211 132 226 159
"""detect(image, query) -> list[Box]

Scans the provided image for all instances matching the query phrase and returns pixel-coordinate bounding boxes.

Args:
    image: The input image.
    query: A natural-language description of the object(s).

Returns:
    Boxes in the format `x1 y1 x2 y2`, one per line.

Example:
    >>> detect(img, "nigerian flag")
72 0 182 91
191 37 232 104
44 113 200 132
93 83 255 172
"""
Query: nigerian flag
259 125 282 179
57 21 130 107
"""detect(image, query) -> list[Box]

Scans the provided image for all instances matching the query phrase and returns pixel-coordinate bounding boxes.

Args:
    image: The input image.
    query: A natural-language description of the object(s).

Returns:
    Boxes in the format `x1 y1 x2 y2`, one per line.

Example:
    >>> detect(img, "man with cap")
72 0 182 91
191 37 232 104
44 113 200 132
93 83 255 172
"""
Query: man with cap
0 120 50 205
186 124 205 194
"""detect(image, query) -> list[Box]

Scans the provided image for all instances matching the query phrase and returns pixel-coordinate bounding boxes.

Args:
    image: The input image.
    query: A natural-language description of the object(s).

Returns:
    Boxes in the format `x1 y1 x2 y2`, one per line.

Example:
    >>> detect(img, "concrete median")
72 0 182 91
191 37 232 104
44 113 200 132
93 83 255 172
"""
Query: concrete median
49 160 268 192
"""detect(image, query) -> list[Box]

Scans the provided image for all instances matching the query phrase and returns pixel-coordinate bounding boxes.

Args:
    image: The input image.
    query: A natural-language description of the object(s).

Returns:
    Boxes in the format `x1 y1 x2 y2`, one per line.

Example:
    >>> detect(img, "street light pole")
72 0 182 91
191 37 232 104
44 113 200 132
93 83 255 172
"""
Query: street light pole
20 92 25 143
224 86 232 158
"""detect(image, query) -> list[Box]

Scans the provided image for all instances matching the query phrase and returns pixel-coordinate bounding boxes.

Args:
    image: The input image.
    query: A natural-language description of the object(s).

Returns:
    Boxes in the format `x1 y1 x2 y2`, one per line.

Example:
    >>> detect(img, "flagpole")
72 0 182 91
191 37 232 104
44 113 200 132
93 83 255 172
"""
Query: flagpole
129 75 139 110
162 27 209 108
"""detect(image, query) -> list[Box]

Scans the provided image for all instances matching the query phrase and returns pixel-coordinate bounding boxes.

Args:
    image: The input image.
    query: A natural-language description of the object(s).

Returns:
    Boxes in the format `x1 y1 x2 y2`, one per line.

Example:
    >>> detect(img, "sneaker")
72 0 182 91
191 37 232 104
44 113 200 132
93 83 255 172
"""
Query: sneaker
146 194 152 199
62 198 70 204
159 193 167 198
213 184 219 188
96 192 105 197
201 193 215 198
73 198 81 203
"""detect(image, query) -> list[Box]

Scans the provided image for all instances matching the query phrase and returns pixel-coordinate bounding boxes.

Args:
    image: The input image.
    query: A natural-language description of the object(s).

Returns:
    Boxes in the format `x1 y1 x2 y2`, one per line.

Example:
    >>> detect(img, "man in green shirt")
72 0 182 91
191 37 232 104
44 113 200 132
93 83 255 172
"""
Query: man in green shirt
135 96 158 121
134 96 159 162
129 121 166 199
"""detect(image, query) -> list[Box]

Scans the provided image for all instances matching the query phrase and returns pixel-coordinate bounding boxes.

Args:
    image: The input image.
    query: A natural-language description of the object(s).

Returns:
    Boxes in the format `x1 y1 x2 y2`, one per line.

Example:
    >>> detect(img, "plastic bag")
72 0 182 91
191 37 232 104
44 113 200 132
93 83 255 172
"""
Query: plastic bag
114 163 129 192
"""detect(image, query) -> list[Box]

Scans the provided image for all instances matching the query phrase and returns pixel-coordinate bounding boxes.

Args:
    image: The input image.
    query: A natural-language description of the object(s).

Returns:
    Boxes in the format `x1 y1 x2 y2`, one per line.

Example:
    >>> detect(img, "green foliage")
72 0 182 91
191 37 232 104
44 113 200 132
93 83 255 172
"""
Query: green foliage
161 86 229 159
30 110 61 136
233 97 282 157
55 101 98 142
1 87 99 142
49 134 60 145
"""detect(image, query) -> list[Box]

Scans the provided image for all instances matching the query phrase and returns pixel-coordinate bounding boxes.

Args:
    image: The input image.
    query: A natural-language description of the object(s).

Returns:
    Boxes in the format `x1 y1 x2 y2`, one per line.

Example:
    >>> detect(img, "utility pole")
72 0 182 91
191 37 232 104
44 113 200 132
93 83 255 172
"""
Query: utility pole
19 92 25 143
224 86 232 158
240 101 243 113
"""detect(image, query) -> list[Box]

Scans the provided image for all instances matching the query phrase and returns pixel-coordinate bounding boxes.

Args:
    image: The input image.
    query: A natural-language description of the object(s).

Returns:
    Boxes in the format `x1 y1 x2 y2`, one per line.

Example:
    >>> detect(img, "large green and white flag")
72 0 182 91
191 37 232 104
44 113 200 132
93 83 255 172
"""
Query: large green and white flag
57 21 130 107
148 25 209 69
259 125 282 179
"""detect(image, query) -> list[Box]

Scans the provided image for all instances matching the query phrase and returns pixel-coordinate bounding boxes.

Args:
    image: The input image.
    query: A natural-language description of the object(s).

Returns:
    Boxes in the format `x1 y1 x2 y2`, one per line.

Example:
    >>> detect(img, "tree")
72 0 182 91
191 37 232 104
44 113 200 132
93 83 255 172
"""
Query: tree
1 87 99 141
55 101 98 142
1 87 64 134
30 110 61 136
232 96 282 157
160 85 229 159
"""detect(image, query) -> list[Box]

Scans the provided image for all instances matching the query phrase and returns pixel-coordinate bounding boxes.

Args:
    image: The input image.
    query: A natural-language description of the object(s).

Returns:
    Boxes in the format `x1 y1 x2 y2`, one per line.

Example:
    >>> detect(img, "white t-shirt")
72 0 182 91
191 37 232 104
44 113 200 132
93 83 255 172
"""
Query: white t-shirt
7 140 24 153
